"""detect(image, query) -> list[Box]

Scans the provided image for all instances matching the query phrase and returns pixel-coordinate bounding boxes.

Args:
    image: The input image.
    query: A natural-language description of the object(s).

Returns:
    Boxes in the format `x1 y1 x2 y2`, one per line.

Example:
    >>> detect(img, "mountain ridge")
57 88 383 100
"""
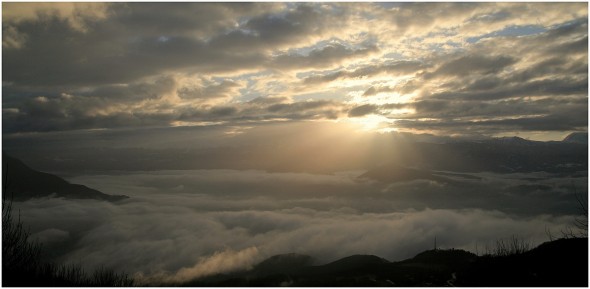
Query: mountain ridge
3 153 128 202
563 132 588 144
183 237 587 287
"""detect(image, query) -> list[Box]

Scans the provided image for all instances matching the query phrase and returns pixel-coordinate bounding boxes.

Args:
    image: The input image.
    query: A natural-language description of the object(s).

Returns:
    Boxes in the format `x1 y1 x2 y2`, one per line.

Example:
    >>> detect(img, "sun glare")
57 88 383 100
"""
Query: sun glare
344 114 393 132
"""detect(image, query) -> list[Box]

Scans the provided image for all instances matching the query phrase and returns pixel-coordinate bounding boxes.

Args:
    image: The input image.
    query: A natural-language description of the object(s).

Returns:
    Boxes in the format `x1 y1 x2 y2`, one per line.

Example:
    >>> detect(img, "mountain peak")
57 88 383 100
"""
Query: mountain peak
3 153 128 202
492 136 535 145
562 132 588 144
252 253 314 276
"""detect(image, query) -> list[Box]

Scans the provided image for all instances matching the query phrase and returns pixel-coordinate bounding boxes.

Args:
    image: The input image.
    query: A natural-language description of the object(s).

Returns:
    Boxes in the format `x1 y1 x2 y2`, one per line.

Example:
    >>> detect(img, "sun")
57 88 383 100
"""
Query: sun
344 114 394 132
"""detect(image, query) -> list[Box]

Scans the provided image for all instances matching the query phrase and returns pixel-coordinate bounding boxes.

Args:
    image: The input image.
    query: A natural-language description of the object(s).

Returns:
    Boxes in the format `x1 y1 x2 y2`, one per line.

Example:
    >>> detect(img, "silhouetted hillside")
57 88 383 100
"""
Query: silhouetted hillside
459 238 588 286
360 140 587 180
403 248 477 268
563 132 588 144
358 164 458 184
252 253 314 276
182 238 588 287
2 153 128 202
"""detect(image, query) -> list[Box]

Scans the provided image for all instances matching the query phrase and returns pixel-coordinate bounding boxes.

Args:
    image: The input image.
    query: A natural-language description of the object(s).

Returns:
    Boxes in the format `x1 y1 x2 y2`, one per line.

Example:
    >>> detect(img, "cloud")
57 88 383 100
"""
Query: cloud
425 55 517 78
362 85 398 97
177 79 242 101
348 104 378 117
302 60 425 85
2 3 587 138
3 2 109 32
2 26 28 49
375 3 586 41
159 247 261 284
12 171 580 281
30 228 70 244
272 44 378 71
2 3 287 87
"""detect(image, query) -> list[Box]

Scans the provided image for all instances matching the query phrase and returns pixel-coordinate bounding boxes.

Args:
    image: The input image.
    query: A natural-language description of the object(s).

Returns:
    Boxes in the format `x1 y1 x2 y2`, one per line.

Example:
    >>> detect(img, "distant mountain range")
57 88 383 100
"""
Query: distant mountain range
563 132 588 144
5 133 586 175
488 132 588 145
358 135 587 184
181 238 588 287
424 136 586 173
2 153 128 202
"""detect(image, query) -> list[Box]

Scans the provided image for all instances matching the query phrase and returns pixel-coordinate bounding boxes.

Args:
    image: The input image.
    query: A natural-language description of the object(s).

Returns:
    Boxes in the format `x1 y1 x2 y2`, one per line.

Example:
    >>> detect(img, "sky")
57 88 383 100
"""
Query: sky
2 2 588 140
2 2 589 284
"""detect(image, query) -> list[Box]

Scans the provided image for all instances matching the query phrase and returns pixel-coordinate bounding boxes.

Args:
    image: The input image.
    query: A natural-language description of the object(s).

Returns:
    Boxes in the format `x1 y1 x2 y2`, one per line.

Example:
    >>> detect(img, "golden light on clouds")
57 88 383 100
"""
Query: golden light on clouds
1 2 586 140
343 114 393 132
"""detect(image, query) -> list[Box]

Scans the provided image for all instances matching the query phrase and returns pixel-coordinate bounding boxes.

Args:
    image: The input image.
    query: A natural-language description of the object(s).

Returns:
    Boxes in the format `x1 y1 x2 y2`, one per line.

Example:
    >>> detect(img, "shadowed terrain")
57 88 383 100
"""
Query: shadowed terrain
180 238 588 287
2 153 128 202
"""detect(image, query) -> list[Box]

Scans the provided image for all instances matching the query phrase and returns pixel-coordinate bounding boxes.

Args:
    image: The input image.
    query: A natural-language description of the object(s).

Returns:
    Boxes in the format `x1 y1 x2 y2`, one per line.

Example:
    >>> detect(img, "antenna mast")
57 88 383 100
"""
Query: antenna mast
434 236 437 251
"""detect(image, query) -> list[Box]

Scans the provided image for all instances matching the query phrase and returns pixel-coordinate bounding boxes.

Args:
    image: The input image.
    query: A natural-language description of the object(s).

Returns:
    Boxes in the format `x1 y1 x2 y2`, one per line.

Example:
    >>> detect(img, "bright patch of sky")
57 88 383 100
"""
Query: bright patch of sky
230 71 278 102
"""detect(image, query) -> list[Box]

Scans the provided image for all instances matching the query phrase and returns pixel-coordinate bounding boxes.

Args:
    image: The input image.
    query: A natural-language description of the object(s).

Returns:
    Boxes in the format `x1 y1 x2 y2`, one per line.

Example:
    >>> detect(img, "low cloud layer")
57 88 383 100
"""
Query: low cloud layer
13 168 584 282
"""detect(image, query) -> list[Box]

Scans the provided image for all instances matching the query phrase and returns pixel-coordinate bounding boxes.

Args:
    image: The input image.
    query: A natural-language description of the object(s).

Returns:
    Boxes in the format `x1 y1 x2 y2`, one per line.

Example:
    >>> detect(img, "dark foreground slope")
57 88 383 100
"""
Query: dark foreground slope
183 238 588 287
2 153 128 201
459 237 588 286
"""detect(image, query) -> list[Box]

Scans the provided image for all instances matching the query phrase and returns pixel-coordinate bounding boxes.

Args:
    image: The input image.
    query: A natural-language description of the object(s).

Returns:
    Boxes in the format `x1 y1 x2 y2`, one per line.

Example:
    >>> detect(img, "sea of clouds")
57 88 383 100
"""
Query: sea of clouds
12 168 582 283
